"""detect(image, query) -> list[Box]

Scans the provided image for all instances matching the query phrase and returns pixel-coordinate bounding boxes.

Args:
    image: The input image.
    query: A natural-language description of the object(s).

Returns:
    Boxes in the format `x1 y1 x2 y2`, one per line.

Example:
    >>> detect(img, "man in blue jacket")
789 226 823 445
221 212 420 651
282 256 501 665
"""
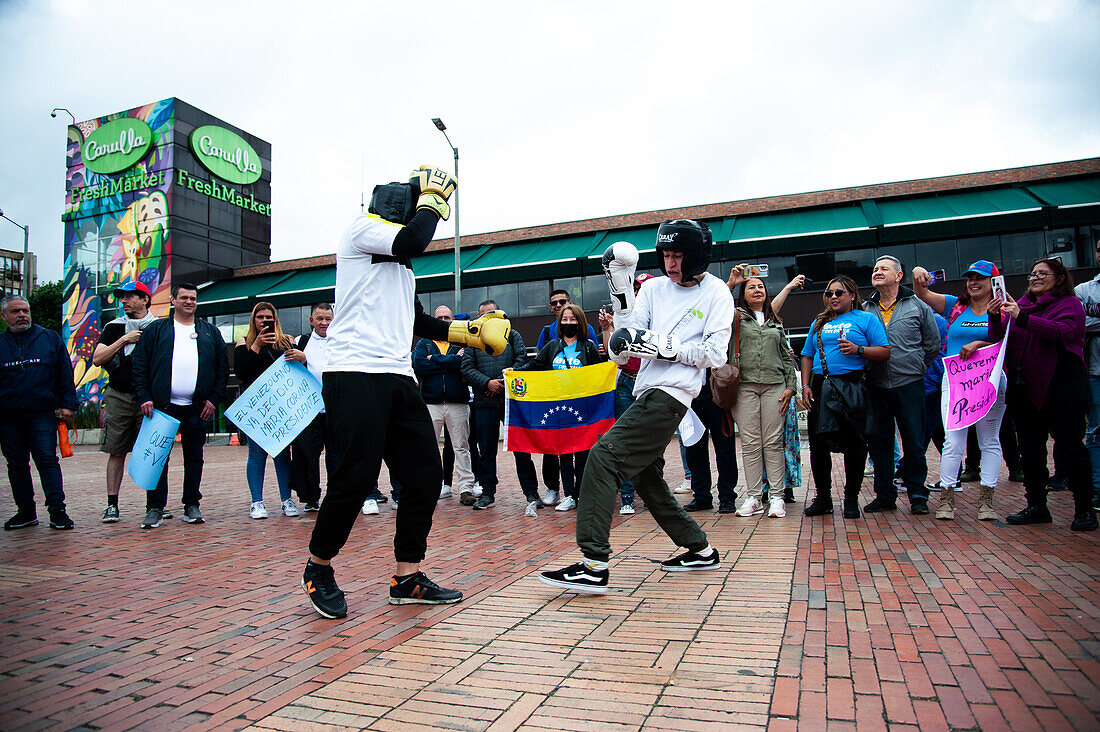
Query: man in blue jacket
413 305 475 504
0 295 77 530
131 283 228 529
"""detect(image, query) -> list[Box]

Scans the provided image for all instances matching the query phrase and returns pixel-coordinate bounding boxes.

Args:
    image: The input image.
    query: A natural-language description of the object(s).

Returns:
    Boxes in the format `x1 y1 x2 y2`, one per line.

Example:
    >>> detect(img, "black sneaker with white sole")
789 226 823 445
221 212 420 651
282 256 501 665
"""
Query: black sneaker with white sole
389 572 463 605
140 508 163 529
302 562 348 618
538 562 609 594
4 510 39 530
660 548 721 572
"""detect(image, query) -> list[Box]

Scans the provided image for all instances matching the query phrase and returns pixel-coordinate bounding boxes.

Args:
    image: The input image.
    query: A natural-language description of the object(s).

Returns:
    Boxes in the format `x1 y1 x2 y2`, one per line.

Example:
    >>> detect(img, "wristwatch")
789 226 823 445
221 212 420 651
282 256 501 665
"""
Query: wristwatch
857 345 865 356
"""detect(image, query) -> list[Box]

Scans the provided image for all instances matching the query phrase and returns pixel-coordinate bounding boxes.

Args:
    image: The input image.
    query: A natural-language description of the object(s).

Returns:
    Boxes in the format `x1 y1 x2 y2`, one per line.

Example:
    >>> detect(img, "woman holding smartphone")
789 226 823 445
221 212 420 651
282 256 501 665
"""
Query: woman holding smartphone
235 302 301 519
911 260 1004 521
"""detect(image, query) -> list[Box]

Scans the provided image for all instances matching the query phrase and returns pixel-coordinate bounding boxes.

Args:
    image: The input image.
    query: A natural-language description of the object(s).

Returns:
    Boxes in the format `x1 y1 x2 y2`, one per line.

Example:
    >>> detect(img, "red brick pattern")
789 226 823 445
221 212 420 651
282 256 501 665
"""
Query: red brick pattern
1 442 1097 730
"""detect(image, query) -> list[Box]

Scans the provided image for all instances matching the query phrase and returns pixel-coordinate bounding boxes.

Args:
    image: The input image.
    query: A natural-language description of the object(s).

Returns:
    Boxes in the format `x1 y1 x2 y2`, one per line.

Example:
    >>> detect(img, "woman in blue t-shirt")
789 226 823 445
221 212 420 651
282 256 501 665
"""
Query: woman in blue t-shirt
516 304 601 514
912 260 1005 522
800 275 890 519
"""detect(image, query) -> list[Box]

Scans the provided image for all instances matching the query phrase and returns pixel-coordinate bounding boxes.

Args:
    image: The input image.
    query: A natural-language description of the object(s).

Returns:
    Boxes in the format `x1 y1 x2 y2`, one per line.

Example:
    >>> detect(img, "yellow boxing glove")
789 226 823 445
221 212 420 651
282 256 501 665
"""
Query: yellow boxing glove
448 310 511 355
416 192 451 220
412 165 457 200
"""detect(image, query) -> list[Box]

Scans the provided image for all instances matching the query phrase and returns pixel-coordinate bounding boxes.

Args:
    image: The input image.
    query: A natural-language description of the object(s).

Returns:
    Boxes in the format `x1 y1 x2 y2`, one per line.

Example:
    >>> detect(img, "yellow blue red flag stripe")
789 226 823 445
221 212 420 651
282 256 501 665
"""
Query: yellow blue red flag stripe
504 362 618 455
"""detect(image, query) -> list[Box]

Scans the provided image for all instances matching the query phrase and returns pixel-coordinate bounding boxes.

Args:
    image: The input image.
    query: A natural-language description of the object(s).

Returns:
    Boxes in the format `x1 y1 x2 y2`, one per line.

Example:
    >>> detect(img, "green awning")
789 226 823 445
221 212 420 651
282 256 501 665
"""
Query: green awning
1025 177 1100 208
197 271 293 304
467 234 600 271
730 205 868 241
708 217 736 242
877 188 1040 226
261 267 335 296
410 250 462 278
587 227 660 255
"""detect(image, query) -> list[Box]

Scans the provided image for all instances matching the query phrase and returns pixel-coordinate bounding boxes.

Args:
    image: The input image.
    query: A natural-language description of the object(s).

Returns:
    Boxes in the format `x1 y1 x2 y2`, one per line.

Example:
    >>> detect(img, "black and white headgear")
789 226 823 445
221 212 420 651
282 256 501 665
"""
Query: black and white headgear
367 171 423 225
655 219 712 279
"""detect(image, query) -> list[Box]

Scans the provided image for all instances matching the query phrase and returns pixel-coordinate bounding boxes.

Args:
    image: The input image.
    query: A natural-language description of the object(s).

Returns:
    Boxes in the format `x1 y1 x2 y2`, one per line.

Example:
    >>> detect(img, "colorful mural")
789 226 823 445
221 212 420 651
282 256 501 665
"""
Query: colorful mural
62 100 174 404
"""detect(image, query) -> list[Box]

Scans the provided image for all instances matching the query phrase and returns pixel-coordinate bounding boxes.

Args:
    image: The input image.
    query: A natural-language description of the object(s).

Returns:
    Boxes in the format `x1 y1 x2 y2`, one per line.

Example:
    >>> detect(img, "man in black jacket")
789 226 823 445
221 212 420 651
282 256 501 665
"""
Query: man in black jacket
0 295 77 530
132 283 228 529
461 299 540 510
412 305 476 504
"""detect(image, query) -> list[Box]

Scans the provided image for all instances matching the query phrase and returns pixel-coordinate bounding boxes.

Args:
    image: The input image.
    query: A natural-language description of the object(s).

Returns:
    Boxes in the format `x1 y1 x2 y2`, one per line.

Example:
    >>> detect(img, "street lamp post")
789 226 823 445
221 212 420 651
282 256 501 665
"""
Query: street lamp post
431 118 460 312
51 107 77 125
0 210 30 297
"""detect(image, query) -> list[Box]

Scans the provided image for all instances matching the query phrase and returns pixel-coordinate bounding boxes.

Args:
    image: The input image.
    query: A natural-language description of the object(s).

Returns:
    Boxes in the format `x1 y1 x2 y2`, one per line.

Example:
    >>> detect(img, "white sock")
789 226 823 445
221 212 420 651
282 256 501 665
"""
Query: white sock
583 558 609 571
698 545 716 557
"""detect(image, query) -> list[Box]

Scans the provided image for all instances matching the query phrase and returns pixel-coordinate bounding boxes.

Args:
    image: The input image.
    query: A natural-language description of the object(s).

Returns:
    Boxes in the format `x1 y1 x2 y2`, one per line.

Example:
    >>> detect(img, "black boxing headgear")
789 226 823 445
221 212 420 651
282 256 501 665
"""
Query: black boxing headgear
367 172 423 225
655 219 712 279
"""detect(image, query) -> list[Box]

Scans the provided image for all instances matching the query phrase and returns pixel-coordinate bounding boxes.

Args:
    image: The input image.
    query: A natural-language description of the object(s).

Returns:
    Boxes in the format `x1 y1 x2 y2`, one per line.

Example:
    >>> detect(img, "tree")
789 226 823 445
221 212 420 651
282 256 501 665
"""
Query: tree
30 280 64 334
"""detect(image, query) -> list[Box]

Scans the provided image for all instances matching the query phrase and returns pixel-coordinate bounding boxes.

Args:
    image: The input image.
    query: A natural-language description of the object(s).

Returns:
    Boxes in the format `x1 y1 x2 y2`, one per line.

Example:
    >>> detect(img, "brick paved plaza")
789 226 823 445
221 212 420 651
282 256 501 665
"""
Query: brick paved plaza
1 442 1098 731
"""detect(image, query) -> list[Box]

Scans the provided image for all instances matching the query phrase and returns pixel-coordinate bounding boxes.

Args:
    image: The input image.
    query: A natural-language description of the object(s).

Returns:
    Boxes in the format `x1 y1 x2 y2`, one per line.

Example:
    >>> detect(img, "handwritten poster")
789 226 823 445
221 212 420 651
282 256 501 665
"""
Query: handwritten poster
127 410 181 491
941 322 1010 431
224 359 323 455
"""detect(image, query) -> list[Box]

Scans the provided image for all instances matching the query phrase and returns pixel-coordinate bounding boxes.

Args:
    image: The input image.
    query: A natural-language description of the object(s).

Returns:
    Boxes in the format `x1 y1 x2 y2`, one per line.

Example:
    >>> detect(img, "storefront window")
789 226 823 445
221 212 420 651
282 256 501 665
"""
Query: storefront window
486 283 519 318
460 286 488 316
554 277 582 306
582 275 607 310
517 280 548 317
914 240 958 281
831 248 876 285
956 236 1000 274
1044 228 1077 268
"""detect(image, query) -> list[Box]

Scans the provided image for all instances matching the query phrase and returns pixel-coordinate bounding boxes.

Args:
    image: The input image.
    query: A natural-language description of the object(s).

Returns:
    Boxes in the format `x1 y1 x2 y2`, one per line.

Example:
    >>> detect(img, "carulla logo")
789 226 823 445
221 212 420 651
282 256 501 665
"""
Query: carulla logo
189 126 263 185
82 118 154 175
198 134 258 176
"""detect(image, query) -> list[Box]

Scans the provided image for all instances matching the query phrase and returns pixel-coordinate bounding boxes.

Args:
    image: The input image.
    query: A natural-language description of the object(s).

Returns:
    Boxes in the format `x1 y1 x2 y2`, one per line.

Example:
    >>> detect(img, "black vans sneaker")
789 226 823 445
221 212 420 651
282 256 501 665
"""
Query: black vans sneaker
538 562 609 594
389 572 463 605
302 562 348 618
48 510 74 530
660 548 720 572
4 510 39 530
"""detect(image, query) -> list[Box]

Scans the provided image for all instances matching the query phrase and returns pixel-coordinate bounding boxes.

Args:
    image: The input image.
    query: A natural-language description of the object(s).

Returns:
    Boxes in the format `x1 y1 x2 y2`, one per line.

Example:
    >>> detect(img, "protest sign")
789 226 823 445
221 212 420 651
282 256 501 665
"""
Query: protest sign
224 359 323 455
127 410 180 491
941 322 1009 431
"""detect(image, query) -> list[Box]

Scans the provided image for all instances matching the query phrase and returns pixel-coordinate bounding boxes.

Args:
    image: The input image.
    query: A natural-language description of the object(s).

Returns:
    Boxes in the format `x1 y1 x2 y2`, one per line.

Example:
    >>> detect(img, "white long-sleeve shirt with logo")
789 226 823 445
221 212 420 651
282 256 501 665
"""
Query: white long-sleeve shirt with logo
617 272 735 406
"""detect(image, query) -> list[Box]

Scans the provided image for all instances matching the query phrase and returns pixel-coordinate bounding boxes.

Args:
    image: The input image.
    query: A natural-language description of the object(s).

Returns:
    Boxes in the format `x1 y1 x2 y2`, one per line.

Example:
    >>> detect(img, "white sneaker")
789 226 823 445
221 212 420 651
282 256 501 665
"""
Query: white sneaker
674 480 693 494
524 500 539 517
440 484 452 498
768 497 786 518
555 496 577 512
543 489 559 506
736 496 765 517
361 499 379 515
281 498 301 517
249 501 268 519
619 502 636 515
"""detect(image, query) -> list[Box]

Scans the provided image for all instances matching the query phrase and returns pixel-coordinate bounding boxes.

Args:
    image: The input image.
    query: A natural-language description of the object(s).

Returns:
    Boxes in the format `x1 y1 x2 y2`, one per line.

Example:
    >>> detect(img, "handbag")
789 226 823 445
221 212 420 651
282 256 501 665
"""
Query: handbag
710 311 741 410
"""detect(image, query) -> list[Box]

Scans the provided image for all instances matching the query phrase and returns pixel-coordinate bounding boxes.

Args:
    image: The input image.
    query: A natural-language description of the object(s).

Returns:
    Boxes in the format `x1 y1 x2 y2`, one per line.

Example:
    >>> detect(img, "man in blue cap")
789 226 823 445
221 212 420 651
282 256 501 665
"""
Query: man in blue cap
92 281 158 523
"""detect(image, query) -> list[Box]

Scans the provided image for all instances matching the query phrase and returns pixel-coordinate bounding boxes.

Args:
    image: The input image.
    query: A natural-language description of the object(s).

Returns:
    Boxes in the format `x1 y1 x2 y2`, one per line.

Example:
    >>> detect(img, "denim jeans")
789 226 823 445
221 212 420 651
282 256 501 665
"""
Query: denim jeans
868 380 929 502
0 409 66 512
149 402 207 510
614 372 637 501
247 436 292 503
686 380 738 505
473 404 538 500
1087 376 1100 496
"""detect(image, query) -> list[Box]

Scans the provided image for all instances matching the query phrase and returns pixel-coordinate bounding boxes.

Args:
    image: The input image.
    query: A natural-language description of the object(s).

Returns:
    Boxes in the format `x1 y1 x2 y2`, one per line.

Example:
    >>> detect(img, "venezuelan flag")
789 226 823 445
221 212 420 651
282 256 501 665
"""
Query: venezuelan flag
504 361 618 455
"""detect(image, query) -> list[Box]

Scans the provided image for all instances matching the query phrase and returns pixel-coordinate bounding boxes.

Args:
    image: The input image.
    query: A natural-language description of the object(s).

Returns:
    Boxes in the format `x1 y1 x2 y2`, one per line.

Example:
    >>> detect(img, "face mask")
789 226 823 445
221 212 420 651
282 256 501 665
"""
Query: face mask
559 323 579 338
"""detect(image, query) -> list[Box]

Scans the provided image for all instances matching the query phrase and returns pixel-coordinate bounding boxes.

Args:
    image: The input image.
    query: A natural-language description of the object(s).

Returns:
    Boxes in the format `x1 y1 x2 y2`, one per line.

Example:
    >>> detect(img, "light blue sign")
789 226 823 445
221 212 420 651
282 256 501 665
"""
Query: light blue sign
225 359 323 455
127 410 181 491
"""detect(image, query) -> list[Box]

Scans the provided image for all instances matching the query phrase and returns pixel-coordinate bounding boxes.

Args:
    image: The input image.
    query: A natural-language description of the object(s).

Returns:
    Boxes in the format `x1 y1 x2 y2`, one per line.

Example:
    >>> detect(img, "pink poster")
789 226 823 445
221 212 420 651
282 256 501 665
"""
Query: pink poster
941 323 1010 431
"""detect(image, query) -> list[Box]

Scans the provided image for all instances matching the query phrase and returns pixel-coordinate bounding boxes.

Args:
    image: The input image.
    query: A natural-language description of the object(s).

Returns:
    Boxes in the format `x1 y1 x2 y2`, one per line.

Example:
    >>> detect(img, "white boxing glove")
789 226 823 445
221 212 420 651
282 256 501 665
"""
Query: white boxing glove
607 327 681 363
602 242 639 315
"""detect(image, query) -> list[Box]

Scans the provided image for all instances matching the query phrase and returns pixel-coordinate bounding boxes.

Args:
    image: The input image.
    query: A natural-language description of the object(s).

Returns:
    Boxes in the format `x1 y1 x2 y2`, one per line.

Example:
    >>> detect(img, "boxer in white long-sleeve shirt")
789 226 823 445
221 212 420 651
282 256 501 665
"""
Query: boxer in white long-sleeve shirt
539 219 734 594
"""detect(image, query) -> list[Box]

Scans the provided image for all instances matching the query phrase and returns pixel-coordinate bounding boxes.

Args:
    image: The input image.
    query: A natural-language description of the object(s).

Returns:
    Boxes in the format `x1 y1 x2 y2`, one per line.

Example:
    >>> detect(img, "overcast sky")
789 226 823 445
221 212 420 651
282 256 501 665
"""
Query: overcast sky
2 0 1097 283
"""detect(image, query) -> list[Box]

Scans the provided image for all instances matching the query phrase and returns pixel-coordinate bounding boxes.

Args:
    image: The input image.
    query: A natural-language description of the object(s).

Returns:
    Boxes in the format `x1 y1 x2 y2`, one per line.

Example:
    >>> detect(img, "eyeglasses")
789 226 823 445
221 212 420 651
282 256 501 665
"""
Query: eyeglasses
824 289 849 298
549 299 568 307
1027 272 1054 280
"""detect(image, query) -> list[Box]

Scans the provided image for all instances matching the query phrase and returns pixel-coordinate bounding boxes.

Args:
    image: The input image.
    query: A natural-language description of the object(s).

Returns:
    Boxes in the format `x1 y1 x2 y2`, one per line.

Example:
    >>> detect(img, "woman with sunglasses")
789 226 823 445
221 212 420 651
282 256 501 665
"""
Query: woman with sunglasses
988 258 1097 531
911 260 1005 521
800 276 890 518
